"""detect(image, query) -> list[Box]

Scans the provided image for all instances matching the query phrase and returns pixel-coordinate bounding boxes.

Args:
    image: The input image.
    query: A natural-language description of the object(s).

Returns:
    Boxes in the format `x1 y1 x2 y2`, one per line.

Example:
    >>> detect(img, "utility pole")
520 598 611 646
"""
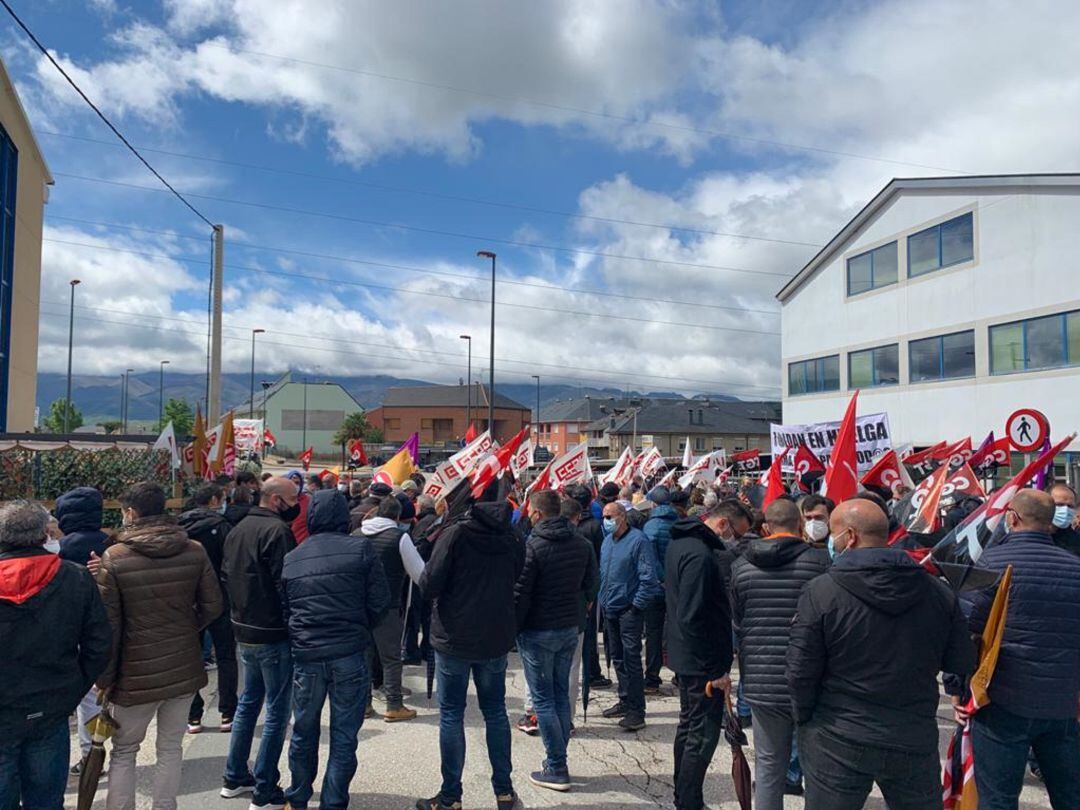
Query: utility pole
123 368 133 432
477 250 496 437
208 224 224 423
302 376 308 452
532 375 540 446
460 334 471 435
158 360 170 429
249 328 265 417
64 279 80 433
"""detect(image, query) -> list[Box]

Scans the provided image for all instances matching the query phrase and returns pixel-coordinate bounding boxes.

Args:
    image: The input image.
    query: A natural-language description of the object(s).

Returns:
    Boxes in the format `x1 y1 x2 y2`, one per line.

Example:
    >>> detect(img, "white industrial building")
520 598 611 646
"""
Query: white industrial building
778 174 1080 469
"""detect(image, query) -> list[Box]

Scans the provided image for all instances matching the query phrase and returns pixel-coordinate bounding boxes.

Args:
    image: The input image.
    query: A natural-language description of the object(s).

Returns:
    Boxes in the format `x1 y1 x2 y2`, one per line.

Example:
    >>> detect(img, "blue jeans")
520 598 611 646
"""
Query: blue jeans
286 653 370 810
435 651 513 802
971 703 1080 809
226 641 293 801
518 628 578 771
0 718 68 810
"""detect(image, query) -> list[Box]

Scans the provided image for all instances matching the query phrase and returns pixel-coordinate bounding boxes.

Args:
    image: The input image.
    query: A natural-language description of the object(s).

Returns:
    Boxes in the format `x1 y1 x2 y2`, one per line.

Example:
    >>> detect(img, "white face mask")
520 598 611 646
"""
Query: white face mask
805 518 829 542
44 538 61 554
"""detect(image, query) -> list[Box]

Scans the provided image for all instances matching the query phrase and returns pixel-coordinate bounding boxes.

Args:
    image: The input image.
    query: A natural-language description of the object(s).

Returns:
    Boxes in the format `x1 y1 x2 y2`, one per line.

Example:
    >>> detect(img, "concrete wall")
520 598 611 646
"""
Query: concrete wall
781 187 1080 449
261 382 362 456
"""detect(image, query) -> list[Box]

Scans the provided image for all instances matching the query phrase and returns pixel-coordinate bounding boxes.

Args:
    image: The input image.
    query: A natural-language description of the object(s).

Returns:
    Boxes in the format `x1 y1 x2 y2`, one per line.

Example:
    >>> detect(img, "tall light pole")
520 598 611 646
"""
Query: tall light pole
64 279 80 433
531 374 540 446
158 360 170 429
123 368 133 433
477 250 496 437
249 328 265 417
302 375 309 452
459 334 472 435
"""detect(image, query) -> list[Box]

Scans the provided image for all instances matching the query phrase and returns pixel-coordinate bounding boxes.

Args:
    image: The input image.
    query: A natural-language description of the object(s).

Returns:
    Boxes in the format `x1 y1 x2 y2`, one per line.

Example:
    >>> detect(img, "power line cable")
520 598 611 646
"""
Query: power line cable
0 0 215 228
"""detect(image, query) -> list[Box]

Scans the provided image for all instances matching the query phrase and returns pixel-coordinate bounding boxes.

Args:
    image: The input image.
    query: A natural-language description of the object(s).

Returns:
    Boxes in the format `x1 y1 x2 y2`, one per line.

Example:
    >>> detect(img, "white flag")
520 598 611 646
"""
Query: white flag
153 421 181 469
600 447 634 487
638 446 665 478
528 443 592 494
682 437 693 469
678 449 725 489
509 437 534 477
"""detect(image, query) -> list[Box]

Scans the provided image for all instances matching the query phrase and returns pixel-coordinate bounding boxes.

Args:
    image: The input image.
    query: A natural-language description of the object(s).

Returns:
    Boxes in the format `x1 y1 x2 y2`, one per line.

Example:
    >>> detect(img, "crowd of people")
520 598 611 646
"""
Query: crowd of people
1 460 1079 810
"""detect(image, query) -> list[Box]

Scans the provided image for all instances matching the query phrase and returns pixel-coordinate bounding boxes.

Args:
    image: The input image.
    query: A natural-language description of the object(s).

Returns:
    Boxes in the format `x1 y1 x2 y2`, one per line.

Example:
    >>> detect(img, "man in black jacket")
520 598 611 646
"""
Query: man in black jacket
280 489 390 810
220 476 299 807
1049 481 1080 555
731 498 829 809
514 490 598 792
666 517 733 810
0 500 111 806
566 484 610 689
416 498 525 810
180 483 239 733
788 499 975 810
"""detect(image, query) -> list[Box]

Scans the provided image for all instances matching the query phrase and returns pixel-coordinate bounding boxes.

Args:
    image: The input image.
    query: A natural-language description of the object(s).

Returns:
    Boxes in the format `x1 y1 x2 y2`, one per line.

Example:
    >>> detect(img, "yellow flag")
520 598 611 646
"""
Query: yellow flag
970 564 1013 710
379 448 417 485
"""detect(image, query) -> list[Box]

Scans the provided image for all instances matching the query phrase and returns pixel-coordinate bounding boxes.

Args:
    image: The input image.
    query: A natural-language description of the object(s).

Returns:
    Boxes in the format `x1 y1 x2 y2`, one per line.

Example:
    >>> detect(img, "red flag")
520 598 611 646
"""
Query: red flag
861 449 914 493
933 437 973 466
970 434 1011 472
763 447 791 507
263 427 277 447
731 448 761 471
348 439 368 466
469 427 529 498
299 447 314 471
905 441 947 466
464 422 478 444
793 443 826 493
822 391 859 504
906 461 952 534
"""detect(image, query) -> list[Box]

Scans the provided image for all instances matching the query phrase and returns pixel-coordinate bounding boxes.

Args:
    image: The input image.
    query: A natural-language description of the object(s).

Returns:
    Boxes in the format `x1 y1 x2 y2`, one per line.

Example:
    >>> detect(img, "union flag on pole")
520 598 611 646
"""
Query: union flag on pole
348 439 368 466
763 447 791 507
298 447 314 471
821 391 859 504
527 443 592 494
638 446 665 478
464 422 478 444
861 449 914 494
599 447 635 487
509 436 534 477
263 427 277 447
469 427 530 498
794 443 826 492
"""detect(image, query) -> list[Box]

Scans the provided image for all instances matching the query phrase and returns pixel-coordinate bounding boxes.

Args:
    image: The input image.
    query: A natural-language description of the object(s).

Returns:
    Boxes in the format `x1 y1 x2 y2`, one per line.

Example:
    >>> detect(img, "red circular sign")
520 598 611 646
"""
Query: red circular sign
1006 408 1049 453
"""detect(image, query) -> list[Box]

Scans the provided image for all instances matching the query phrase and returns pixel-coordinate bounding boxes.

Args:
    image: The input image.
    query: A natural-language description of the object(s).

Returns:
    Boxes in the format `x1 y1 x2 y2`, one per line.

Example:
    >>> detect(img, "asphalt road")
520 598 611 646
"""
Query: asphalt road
65 657 1051 809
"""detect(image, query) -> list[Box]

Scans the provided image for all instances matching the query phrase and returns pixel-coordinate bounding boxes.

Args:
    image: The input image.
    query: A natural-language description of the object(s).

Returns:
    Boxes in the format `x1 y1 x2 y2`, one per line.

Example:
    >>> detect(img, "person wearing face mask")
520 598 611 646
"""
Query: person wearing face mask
220 476 299 809
958 489 1080 808
799 494 833 549
788 499 975 810
179 483 239 735
1049 482 1080 556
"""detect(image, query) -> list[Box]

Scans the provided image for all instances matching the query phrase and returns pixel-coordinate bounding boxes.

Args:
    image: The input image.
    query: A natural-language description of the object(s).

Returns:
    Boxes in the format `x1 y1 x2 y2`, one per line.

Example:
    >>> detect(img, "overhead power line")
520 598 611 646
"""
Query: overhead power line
0 0 215 228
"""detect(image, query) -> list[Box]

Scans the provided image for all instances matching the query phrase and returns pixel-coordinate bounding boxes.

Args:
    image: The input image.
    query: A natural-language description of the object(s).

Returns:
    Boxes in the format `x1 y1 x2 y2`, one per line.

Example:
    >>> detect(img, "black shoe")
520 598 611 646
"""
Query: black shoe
248 788 286 810
495 791 518 810
618 713 646 732
589 675 613 688
220 777 256 799
784 779 804 796
601 702 628 719
644 684 661 696
415 797 462 810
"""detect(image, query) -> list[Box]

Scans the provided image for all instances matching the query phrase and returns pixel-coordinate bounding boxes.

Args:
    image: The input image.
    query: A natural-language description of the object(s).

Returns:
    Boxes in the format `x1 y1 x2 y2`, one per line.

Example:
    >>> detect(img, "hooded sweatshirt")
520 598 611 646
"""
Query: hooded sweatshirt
787 547 976 753
358 516 425 606
56 486 109 566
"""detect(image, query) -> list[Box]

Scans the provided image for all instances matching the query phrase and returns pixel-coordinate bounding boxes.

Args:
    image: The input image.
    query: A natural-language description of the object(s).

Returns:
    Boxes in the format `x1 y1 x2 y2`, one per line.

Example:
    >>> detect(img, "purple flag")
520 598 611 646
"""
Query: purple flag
1033 436 1052 490
398 432 420 465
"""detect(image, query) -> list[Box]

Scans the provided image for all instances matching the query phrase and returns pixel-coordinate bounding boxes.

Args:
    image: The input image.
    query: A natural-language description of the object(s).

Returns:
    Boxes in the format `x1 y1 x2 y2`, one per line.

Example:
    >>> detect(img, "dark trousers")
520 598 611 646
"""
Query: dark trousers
190 609 238 723
799 723 940 810
0 718 68 810
403 584 422 660
583 602 603 680
367 608 405 709
643 600 666 687
971 703 1080 809
672 675 723 810
605 607 645 716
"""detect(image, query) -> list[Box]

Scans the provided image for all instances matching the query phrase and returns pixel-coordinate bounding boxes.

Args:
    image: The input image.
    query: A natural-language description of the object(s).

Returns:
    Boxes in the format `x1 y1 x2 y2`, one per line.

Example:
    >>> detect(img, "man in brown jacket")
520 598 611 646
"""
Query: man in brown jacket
96 482 222 810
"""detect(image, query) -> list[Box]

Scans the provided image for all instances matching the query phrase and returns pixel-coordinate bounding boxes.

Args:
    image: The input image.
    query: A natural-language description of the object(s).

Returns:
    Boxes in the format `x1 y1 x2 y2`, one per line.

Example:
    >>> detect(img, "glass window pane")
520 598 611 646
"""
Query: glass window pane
847 253 872 295
821 355 840 391
788 363 806 395
940 213 974 267
1026 314 1066 370
909 337 941 382
990 323 1024 374
1068 312 1080 365
874 345 899 385
908 227 939 276
849 350 873 388
872 242 897 287
942 331 975 378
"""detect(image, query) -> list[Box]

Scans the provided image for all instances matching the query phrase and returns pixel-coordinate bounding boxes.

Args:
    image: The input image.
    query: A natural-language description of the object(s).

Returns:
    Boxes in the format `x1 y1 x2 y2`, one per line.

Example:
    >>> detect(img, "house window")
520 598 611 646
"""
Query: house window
847 241 898 295
907 212 974 277
694 437 706 451
432 418 454 442
0 124 16 432
848 344 899 388
553 425 559 434
909 331 976 382
384 418 402 431
990 310 1080 374
787 355 840 396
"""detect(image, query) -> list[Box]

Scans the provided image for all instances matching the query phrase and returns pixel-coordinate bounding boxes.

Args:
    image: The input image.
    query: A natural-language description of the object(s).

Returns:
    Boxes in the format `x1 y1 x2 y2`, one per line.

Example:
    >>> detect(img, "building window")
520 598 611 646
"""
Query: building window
281 409 347 431
432 418 454 442
848 344 899 388
909 330 976 382
384 418 401 431
907 212 974 277
787 355 840 396
0 124 16 432
694 437 706 451
847 241 898 295
553 425 559 434
990 309 1080 374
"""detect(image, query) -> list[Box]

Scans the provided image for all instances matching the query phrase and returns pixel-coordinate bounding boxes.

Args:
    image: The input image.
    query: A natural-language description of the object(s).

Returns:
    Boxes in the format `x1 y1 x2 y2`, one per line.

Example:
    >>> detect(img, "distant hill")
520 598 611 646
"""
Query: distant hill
35 371 742 426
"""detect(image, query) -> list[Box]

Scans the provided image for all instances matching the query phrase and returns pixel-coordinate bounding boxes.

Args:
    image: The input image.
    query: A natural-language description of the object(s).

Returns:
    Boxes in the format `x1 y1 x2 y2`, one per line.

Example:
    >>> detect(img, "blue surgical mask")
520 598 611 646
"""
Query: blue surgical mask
827 534 838 561
603 518 617 534
1053 505 1076 529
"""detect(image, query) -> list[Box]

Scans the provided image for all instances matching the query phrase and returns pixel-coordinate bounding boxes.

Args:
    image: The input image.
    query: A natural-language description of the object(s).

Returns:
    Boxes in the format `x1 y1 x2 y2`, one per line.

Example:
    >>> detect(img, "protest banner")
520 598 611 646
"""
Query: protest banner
234 419 264 454
771 412 892 473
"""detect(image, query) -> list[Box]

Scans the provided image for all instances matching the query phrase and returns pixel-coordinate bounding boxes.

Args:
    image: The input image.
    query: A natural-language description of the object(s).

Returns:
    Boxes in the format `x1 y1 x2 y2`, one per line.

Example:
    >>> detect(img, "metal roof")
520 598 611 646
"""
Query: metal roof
380 384 529 411
587 400 777 436
776 174 1080 304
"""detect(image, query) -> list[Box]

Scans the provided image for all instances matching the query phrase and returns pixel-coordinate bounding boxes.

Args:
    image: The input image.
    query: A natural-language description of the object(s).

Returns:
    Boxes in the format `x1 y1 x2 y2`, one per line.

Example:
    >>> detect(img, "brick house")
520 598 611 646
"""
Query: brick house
367 384 531 446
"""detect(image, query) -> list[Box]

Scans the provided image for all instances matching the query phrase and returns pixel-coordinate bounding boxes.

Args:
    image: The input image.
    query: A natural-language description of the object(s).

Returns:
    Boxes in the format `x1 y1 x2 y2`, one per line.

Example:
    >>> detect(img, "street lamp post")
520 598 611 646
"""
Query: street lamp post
122 368 133 432
249 328 265 417
477 250 496 437
531 374 540 446
302 376 309 453
459 334 472 436
64 279 80 433
158 360 170 429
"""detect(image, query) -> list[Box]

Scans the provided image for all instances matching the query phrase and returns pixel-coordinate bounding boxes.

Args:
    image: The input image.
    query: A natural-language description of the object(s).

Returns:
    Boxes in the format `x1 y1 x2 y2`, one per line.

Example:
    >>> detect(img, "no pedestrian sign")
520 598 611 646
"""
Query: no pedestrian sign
1006 408 1049 453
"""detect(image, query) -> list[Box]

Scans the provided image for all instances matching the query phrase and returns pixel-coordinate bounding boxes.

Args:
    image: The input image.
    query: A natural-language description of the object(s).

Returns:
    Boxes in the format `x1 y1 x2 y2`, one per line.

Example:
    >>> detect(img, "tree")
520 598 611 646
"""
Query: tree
98 420 123 434
159 398 194 437
41 398 83 434
333 411 382 446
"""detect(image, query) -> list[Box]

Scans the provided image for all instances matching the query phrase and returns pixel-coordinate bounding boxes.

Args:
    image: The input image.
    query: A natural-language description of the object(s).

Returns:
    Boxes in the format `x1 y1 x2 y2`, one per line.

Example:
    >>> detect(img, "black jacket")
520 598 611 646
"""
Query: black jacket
1052 525 1080 557
514 517 597 632
578 514 606 567
281 490 390 662
0 548 111 734
730 535 829 708
419 501 525 660
222 505 296 644
664 518 733 678
970 531 1080 719
788 547 976 753
414 508 440 548
178 507 232 579
224 503 251 528
56 487 109 566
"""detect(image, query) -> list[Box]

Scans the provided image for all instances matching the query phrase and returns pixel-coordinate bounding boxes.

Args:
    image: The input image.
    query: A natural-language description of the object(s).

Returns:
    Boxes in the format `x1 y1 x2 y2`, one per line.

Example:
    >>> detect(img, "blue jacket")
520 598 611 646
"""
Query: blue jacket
56 487 108 566
971 530 1080 719
599 526 662 614
280 490 391 662
643 505 678 581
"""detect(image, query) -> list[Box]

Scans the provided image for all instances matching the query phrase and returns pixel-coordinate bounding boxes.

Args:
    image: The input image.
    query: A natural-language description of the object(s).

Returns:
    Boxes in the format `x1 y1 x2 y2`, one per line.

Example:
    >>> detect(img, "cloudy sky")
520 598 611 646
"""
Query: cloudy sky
9 0 1080 400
